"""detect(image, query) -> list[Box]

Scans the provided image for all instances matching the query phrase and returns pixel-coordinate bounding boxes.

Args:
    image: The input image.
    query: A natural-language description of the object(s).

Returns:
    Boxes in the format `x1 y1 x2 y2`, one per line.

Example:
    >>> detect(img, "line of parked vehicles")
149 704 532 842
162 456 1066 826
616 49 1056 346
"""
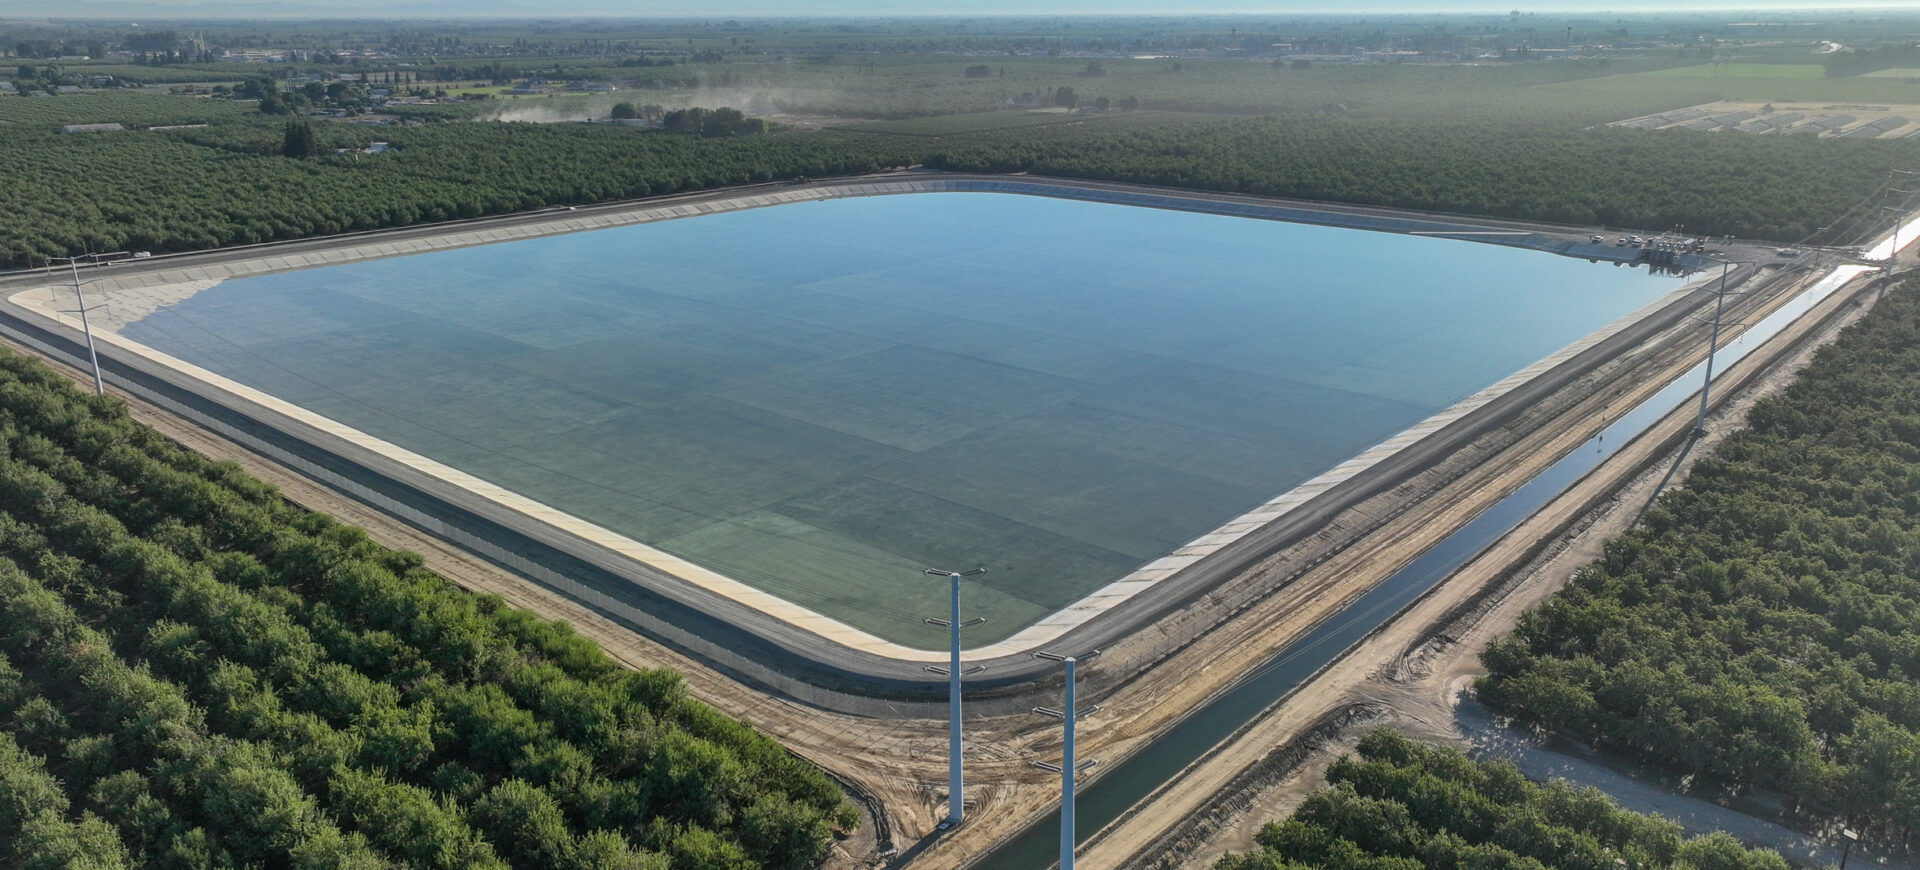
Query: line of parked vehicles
1589 233 1708 254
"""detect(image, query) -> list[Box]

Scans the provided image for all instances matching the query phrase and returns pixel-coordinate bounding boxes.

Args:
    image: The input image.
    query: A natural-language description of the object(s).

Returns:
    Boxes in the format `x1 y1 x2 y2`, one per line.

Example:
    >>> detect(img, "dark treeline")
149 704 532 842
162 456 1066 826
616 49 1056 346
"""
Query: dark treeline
8 106 1914 269
1216 730 1789 870
1825 44 1920 78
660 106 769 137
0 117 914 268
1480 276 1920 849
7 58 1918 267
923 116 1919 243
0 349 853 867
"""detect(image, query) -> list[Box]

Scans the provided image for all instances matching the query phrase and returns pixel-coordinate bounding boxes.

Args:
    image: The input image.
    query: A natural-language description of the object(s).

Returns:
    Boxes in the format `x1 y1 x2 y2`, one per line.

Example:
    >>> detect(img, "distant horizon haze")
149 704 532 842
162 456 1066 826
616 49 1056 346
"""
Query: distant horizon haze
6 0 1920 18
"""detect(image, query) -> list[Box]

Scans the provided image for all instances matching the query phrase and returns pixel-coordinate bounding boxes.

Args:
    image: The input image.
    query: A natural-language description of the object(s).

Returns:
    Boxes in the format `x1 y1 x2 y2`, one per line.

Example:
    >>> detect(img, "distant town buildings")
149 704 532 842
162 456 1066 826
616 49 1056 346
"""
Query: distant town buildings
220 48 314 62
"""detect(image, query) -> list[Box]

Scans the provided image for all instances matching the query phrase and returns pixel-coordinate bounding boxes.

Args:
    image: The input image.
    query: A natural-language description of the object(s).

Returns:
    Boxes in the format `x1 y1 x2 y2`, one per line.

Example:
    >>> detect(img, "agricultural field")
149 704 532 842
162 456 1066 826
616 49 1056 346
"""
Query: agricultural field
0 101 919 268
1596 62 1920 106
839 108 1184 137
921 112 1915 242
4 63 1915 272
6 34 1920 270
37 64 249 86
0 90 256 129
1653 62 1831 79
0 349 853 868
708 55 1703 121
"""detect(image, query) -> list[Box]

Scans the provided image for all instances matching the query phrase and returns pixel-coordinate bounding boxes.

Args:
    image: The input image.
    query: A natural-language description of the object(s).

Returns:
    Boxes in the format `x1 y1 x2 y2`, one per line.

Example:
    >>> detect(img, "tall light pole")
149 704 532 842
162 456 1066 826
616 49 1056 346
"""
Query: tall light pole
1889 170 1918 271
51 256 106 396
1692 259 1731 439
1060 658 1078 870
1646 258 1742 514
922 566 986 827
1884 198 1913 275
1033 650 1100 870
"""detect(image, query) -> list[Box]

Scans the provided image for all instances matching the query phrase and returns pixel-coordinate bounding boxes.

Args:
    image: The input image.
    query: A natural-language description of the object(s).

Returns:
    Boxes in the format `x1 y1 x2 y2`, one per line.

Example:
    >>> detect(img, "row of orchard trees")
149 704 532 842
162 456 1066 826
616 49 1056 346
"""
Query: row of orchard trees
0 103 916 269
923 115 1920 244
1479 277 1920 849
1217 730 1790 870
10 82 1920 269
0 348 853 869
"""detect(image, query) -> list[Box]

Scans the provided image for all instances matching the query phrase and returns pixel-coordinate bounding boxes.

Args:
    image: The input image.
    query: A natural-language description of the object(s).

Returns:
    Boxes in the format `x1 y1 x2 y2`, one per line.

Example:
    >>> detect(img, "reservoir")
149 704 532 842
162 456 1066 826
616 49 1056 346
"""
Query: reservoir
119 192 1682 648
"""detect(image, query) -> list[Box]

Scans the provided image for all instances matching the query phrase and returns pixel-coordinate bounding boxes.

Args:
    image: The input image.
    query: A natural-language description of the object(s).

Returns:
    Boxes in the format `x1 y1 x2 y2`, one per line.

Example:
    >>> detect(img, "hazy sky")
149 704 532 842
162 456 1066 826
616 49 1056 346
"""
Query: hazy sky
14 0 1919 17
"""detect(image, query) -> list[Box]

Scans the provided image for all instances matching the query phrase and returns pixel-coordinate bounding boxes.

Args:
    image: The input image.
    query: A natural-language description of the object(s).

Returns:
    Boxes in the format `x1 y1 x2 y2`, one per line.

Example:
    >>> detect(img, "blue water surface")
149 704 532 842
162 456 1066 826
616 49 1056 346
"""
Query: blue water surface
122 193 1681 646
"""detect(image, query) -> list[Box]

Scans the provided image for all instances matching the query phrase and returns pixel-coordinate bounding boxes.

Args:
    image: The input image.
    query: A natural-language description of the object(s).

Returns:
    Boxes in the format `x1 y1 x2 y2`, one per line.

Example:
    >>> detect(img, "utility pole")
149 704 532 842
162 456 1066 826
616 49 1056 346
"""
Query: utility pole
1884 194 1914 275
922 566 986 827
1889 169 1919 272
50 256 106 396
1646 258 1749 515
1692 259 1730 439
1033 650 1100 870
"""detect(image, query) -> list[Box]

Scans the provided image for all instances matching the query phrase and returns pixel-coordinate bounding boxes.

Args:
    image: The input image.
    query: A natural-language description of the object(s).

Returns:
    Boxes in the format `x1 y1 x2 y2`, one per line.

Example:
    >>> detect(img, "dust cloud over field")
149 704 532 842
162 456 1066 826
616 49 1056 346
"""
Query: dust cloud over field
480 87 813 123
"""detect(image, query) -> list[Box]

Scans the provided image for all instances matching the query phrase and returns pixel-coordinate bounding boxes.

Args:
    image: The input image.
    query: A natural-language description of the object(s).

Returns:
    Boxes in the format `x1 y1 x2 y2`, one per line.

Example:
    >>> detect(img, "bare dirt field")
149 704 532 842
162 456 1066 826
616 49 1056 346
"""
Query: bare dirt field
1615 99 1920 139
